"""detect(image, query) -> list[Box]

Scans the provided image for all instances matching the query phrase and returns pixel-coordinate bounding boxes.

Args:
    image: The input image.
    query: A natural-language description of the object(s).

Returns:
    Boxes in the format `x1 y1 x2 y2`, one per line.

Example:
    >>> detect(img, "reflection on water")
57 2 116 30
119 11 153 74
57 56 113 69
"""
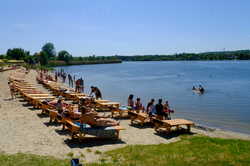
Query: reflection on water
57 61 250 134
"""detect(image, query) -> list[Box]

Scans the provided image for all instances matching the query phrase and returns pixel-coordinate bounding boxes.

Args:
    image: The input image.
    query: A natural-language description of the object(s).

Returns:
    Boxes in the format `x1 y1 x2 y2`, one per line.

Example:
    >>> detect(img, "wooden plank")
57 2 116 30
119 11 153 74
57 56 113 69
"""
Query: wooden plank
162 119 194 126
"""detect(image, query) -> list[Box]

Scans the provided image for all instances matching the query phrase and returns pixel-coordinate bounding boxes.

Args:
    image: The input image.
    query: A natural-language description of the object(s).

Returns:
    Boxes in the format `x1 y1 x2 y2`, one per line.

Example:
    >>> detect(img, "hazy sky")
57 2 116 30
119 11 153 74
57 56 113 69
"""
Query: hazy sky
0 0 250 56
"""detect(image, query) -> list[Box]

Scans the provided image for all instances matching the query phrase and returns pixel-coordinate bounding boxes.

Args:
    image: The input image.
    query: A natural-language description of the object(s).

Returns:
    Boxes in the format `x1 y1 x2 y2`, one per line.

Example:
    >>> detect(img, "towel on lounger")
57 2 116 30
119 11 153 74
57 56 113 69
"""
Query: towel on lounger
74 122 117 138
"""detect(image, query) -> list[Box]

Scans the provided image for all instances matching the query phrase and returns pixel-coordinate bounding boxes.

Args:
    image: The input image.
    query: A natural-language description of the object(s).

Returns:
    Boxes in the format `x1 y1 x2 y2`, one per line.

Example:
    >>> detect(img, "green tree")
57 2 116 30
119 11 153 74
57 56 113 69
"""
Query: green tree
0 54 5 59
42 42 56 59
58 50 72 64
6 48 28 60
37 51 49 65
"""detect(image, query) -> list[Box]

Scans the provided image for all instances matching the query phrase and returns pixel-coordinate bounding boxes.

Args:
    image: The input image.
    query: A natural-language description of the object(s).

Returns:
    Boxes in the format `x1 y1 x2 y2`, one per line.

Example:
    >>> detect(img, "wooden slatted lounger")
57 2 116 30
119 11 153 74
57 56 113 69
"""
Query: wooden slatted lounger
111 106 129 118
28 96 55 108
128 111 151 126
94 101 120 112
22 93 48 101
62 118 125 140
40 103 56 115
152 118 195 133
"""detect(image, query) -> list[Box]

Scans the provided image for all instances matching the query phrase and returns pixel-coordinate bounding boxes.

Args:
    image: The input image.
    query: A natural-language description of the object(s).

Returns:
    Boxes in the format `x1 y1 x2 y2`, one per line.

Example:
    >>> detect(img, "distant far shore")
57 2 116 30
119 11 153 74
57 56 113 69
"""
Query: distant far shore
48 59 122 67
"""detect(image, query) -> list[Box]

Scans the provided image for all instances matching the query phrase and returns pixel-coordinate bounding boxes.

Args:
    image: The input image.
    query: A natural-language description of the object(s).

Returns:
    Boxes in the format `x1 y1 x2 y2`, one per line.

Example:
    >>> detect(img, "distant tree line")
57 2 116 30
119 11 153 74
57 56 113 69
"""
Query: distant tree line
1 44 250 67
0 42 121 66
116 50 250 61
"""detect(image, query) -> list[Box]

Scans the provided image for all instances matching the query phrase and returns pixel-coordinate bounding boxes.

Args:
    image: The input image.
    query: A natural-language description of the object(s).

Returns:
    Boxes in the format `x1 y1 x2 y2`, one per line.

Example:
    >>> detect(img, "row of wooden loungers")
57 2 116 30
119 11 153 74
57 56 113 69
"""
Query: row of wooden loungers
36 76 128 116
9 73 125 141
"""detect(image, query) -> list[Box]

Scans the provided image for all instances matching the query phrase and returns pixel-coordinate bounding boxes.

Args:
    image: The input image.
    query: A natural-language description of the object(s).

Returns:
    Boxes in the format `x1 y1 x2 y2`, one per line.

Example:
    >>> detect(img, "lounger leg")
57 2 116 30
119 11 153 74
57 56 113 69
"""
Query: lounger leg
187 125 191 132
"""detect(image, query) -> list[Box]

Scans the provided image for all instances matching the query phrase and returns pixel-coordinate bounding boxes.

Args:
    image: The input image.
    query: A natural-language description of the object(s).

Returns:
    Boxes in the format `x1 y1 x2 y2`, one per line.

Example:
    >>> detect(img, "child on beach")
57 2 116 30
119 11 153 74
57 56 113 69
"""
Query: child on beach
8 82 16 99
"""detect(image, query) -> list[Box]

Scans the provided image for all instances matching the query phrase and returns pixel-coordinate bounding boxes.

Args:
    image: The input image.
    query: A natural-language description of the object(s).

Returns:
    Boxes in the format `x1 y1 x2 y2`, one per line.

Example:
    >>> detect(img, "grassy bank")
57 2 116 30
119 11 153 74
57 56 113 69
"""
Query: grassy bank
1 136 250 166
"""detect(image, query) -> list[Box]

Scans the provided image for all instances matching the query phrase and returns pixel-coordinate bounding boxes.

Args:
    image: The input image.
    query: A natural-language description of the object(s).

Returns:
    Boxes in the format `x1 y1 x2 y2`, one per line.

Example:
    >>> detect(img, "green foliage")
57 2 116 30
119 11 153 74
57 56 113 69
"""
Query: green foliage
6 48 29 60
117 50 250 61
37 51 49 66
42 42 56 59
0 54 5 59
58 50 73 64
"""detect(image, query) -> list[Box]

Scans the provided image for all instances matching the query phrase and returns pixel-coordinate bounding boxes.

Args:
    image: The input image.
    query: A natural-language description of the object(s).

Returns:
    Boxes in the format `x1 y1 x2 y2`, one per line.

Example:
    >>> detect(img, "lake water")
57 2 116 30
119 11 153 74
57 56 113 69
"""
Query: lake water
57 61 250 134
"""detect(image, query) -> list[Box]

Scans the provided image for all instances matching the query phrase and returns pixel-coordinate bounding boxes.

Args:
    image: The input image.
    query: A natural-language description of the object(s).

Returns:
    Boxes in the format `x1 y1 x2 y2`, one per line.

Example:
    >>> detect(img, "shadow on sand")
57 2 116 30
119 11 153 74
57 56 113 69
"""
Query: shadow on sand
43 121 62 127
37 113 49 118
64 137 126 148
3 98 13 101
154 129 195 139
129 122 153 129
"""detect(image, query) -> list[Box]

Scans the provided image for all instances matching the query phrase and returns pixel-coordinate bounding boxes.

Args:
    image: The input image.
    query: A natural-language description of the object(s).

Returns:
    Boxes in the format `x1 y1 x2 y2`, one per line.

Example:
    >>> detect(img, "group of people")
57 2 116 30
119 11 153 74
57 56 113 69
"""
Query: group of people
54 97 118 127
54 69 84 93
127 94 174 120
192 85 205 93
75 78 84 93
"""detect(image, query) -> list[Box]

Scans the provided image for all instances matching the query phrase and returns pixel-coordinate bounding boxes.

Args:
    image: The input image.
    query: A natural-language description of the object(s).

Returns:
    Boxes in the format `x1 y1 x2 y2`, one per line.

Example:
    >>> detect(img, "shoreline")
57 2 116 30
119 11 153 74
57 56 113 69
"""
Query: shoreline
0 69 250 163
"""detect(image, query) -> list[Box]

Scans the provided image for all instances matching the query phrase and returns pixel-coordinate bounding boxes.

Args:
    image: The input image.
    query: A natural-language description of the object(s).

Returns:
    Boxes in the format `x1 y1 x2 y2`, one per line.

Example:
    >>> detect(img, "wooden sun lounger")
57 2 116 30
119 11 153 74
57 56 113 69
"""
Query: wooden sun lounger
152 118 195 133
48 109 63 123
22 93 48 100
128 111 151 126
27 96 55 108
62 118 125 140
92 101 120 112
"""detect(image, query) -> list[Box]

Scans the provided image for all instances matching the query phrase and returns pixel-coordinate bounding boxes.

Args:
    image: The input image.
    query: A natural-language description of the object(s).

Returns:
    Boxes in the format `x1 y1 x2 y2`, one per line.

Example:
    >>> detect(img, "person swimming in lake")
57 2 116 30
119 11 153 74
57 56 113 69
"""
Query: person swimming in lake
199 85 205 93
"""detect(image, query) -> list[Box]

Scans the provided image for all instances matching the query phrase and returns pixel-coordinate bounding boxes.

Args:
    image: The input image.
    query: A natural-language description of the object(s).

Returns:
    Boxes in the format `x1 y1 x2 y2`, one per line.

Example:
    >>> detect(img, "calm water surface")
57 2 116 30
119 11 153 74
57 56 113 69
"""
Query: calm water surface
57 61 250 134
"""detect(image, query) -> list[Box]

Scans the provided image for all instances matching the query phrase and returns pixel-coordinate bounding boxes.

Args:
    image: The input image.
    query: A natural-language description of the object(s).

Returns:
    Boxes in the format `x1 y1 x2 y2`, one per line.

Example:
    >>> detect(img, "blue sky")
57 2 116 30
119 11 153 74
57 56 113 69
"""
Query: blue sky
0 0 250 56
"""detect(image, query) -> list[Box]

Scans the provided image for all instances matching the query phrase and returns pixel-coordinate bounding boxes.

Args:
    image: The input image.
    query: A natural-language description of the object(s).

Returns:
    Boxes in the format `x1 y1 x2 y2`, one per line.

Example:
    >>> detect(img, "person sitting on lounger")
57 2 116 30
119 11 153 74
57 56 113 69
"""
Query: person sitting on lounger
134 97 144 112
146 98 155 115
90 86 102 99
80 106 119 127
127 94 134 109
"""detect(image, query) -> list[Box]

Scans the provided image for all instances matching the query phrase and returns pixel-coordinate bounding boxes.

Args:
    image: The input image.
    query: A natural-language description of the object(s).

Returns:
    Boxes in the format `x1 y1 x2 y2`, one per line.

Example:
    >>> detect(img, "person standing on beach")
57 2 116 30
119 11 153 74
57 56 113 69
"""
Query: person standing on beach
155 99 164 120
75 79 81 92
134 97 144 112
80 77 84 92
90 86 102 99
146 98 155 114
127 94 134 109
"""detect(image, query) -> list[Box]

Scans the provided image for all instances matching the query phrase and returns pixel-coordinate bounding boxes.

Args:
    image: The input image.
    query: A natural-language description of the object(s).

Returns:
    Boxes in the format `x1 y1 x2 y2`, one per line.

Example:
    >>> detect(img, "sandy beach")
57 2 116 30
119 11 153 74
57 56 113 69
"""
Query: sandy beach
0 69 250 163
